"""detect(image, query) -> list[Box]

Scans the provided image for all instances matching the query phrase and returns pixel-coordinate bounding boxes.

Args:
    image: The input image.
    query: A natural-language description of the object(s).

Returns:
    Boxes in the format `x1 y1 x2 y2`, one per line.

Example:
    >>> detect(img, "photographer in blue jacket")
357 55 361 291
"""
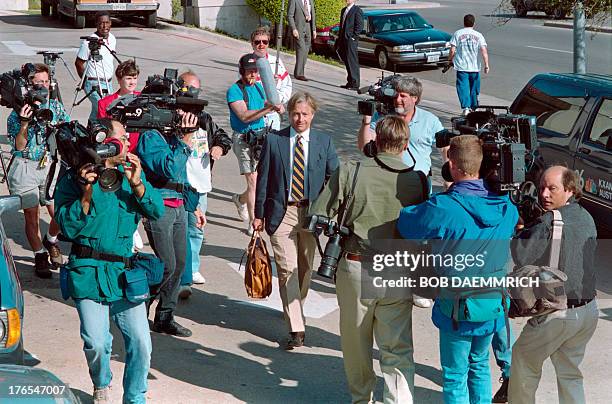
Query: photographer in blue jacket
54 119 164 403
397 135 518 404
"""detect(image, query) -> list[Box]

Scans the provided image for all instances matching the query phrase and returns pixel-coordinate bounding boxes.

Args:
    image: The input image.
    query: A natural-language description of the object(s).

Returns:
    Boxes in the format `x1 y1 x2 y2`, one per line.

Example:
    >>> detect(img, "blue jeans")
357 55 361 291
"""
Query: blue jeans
439 330 493 404
75 298 151 404
456 71 480 110
492 324 513 379
84 79 113 122
181 194 208 286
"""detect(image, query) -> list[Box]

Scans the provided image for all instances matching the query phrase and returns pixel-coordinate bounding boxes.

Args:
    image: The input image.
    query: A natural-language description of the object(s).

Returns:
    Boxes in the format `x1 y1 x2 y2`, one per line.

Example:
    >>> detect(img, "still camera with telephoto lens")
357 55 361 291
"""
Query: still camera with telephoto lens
47 121 124 192
108 68 208 136
306 215 352 279
0 63 53 123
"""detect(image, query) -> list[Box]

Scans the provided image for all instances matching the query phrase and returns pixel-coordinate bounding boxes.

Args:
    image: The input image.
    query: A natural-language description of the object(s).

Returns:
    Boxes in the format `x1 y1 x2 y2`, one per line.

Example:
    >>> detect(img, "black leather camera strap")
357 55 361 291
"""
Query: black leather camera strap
71 244 133 267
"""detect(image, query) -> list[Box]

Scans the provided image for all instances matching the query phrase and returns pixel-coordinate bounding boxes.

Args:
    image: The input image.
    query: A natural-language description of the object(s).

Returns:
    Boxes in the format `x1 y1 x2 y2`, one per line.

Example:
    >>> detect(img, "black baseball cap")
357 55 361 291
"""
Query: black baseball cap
239 53 259 71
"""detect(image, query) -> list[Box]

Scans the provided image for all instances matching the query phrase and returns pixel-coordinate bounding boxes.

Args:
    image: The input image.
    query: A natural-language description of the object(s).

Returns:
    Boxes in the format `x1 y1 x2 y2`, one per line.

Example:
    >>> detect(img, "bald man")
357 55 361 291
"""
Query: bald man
509 166 598 404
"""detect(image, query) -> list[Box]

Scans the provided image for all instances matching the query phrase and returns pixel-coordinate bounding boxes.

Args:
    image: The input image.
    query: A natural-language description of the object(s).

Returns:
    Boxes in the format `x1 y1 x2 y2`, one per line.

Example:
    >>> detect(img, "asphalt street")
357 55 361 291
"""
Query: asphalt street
0 7 611 404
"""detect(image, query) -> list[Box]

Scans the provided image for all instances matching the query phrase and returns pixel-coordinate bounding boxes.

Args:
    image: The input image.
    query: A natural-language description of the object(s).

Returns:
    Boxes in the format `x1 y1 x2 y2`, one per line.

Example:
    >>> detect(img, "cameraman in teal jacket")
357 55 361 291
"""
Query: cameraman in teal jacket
397 135 518 404
54 119 164 404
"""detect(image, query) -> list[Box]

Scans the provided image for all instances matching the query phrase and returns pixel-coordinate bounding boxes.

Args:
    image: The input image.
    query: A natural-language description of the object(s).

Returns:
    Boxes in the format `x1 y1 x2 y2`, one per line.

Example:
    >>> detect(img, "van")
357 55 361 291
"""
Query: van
510 73 612 236
41 0 159 29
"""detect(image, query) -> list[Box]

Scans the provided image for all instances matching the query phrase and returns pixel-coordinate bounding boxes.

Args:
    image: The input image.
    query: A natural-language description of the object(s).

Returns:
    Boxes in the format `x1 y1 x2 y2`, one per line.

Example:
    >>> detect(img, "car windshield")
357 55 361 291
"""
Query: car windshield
371 13 429 33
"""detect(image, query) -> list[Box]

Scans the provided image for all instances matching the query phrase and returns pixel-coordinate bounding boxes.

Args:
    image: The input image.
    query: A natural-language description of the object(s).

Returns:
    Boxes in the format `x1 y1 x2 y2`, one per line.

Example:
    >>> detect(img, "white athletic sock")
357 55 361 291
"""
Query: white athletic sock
34 248 46 255
46 232 58 244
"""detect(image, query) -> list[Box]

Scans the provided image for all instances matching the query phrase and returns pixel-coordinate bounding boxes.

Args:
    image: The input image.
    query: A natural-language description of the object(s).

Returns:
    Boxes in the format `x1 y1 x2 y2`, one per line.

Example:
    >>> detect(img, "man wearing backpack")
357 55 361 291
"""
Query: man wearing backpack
508 166 598 404
227 53 284 235
397 135 518 403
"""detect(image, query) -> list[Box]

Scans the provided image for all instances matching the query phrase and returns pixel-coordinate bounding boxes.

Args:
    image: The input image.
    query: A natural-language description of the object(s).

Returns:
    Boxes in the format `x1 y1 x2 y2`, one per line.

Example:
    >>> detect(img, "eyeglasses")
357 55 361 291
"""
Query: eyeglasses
253 40 269 45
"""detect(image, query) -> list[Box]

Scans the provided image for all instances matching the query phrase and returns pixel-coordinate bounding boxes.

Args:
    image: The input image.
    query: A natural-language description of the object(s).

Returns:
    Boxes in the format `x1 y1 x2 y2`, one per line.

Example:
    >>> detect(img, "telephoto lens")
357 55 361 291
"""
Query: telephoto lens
317 234 343 279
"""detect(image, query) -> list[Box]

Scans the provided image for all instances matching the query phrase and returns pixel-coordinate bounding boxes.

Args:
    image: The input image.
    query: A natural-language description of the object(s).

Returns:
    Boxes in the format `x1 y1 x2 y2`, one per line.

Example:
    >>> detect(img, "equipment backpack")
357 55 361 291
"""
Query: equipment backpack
242 230 273 299
508 209 568 317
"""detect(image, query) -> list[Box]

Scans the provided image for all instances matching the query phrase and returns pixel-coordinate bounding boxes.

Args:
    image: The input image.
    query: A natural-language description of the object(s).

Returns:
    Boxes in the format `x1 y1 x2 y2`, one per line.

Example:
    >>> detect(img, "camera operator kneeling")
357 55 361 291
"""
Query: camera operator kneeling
54 119 164 403
310 116 428 403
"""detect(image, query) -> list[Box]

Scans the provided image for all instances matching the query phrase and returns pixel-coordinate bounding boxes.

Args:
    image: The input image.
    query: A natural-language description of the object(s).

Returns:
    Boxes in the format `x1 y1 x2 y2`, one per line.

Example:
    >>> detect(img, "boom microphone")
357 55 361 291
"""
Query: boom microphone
256 57 280 105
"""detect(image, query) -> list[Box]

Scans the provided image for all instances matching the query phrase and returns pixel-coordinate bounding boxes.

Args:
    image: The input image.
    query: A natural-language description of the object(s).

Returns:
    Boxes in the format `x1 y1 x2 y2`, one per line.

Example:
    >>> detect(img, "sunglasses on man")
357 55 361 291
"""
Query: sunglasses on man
253 40 269 45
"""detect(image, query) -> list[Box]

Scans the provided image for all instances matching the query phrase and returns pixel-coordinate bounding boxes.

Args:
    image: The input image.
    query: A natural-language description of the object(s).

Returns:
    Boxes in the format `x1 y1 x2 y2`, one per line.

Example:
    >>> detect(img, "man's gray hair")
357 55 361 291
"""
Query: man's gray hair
393 76 423 104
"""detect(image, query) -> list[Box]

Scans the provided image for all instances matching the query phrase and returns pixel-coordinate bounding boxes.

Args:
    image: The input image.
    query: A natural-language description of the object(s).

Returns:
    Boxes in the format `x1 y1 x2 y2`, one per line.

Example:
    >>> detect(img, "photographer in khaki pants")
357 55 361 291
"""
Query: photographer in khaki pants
310 116 428 403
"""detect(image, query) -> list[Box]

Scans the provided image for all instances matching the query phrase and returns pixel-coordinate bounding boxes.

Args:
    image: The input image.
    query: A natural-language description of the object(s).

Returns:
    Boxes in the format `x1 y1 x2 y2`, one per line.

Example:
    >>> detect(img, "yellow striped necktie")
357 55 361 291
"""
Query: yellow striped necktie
291 134 305 201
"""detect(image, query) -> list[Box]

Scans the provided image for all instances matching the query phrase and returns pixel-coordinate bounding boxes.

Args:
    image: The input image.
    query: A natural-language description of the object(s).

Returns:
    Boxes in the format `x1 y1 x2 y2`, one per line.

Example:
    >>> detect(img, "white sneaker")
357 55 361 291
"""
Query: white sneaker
93 387 110 404
413 296 433 308
192 272 206 284
232 194 249 222
462 108 471 117
247 225 254 237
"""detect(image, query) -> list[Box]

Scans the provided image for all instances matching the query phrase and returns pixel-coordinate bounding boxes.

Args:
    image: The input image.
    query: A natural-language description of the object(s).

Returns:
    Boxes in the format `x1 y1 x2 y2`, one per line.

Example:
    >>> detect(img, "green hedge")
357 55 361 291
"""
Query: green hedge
246 0 344 29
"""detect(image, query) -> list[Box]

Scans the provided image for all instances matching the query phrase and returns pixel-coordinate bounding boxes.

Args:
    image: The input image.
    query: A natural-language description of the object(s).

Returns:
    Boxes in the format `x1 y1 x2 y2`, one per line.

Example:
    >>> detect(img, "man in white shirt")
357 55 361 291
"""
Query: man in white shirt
250 26 293 130
449 14 489 115
75 11 117 123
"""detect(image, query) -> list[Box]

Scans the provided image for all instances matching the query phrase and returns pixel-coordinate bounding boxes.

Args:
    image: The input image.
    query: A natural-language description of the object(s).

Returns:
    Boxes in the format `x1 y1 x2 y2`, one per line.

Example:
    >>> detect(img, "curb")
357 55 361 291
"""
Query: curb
543 20 612 33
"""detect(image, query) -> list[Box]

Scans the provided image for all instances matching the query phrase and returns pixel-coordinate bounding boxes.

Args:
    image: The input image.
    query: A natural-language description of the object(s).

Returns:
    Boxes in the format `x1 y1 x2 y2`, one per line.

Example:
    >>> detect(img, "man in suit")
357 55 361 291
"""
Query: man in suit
336 0 363 90
253 91 339 350
288 0 316 81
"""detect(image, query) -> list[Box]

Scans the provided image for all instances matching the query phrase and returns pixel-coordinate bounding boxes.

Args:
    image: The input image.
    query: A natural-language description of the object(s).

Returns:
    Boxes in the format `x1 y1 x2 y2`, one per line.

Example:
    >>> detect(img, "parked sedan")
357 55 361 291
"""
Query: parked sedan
330 9 452 70
0 196 24 365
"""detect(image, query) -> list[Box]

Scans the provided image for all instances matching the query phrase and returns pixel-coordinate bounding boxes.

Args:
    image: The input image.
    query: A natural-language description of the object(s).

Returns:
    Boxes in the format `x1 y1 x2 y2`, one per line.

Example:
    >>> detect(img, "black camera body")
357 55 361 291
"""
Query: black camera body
357 74 401 117
80 36 104 59
435 106 537 193
108 69 208 136
243 127 270 160
49 121 124 192
0 64 53 123
306 215 352 279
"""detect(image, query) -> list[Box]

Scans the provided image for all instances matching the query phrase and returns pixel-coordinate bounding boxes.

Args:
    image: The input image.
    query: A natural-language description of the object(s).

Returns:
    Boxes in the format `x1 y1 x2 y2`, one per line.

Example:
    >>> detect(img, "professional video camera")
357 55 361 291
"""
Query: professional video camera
435 106 540 219
48 121 124 192
79 36 105 58
0 63 53 122
108 68 208 135
357 73 402 117
306 215 351 279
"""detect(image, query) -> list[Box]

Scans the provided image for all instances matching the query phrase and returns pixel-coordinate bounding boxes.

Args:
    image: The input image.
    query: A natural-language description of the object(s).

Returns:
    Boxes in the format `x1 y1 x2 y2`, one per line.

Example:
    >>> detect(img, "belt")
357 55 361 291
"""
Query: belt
153 181 187 193
71 244 133 267
567 298 593 309
87 77 112 81
287 200 309 208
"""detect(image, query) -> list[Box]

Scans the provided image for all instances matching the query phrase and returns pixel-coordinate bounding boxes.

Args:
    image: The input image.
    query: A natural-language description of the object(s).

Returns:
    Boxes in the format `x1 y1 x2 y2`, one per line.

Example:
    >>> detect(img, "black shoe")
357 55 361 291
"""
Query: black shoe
347 86 360 91
284 331 305 350
151 320 192 337
294 75 309 81
340 83 351 89
34 252 52 279
492 377 509 403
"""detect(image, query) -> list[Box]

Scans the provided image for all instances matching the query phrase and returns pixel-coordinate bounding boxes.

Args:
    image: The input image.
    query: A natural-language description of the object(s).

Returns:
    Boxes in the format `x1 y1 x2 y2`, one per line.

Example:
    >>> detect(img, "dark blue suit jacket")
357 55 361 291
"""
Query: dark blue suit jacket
255 126 339 235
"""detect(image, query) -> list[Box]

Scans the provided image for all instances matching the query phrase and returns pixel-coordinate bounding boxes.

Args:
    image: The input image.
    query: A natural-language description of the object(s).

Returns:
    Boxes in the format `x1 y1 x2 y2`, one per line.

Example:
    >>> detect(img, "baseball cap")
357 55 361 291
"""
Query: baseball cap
239 53 259 71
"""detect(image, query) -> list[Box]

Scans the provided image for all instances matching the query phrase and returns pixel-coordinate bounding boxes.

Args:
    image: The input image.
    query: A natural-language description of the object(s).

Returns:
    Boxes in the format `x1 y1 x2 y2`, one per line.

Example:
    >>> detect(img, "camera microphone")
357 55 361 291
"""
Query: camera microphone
255 57 280 105
175 96 208 107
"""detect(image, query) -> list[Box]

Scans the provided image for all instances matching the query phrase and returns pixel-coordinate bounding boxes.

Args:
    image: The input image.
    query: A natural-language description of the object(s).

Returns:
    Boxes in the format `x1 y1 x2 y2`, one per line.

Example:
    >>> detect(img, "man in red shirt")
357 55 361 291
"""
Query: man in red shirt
98 60 140 152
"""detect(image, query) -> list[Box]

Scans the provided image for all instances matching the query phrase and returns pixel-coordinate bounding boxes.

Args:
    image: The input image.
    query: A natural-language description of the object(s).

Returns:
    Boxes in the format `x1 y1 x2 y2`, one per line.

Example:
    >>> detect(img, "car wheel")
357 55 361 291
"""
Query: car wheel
548 8 567 19
41 0 50 17
376 48 389 71
145 11 157 28
74 13 85 29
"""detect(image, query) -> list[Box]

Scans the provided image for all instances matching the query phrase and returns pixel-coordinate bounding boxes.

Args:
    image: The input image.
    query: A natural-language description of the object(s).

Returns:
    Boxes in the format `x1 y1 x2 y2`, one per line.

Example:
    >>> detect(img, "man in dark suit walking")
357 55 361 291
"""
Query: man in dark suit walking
336 0 363 90
288 0 316 81
253 91 338 350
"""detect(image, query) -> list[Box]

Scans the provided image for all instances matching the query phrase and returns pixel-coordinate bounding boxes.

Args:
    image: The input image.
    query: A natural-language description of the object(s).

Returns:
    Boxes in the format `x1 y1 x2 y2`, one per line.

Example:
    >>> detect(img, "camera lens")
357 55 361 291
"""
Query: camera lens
97 168 123 193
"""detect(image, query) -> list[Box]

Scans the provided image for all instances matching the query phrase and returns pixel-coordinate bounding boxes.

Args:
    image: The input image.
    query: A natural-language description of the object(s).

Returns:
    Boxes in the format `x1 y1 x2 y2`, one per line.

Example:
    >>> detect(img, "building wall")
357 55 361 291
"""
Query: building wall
185 0 261 40
0 0 29 11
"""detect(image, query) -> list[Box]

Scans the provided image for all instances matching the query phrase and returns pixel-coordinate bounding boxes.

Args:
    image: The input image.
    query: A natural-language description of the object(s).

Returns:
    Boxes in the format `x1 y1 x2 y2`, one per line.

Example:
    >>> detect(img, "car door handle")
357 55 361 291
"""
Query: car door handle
578 147 591 155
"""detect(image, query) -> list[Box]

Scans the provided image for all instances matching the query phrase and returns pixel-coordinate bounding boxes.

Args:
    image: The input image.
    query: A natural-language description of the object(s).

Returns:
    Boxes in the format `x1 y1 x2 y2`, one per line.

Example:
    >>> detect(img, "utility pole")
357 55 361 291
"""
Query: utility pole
574 1 586 73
